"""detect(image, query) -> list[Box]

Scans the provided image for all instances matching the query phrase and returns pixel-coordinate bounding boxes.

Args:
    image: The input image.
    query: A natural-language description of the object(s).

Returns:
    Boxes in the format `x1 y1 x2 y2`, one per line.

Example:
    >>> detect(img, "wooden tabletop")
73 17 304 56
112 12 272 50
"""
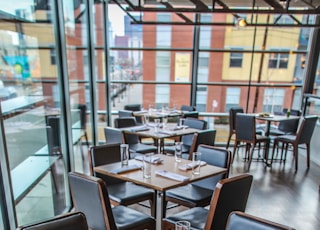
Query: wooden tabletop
122 123 199 139
94 154 227 192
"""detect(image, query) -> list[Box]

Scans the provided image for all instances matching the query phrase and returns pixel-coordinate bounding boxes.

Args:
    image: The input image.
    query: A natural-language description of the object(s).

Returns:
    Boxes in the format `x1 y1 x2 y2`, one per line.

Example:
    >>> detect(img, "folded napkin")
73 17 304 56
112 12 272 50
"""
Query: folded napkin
110 164 141 174
147 123 163 128
135 155 163 164
158 130 176 135
170 126 183 131
155 170 190 182
178 161 207 171
130 126 150 132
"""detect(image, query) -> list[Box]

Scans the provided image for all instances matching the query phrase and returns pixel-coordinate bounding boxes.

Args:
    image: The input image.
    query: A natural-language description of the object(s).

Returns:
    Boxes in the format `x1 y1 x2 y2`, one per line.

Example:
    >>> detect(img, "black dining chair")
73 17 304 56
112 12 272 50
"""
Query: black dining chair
114 117 157 157
104 126 123 144
68 172 156 230
226 107 244 149
180 105 196 111
124 104 143 124
162 174 253 230
232 114 270 171
226 211 296 230
271 115 318 171
17 211 89 230
88 143 156 216
163 144 231 217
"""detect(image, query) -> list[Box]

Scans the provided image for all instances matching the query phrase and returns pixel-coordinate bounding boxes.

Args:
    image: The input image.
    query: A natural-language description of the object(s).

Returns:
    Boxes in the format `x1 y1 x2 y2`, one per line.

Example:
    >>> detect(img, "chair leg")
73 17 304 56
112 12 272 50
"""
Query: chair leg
226 133 233 149
293 144 298 171
232 141 239 163
306 143 310 168
271 140 278 166
247 143 255 171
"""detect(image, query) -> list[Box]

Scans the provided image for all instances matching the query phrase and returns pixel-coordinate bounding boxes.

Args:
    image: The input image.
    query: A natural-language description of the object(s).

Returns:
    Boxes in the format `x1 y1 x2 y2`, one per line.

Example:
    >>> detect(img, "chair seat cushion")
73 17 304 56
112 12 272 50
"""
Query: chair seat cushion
113 205 155 229
166 184 213 207
256 135 270 142
129 143 157 154
164 207 208 229
107 182 154 204
163 144 190 154
276 134 296 142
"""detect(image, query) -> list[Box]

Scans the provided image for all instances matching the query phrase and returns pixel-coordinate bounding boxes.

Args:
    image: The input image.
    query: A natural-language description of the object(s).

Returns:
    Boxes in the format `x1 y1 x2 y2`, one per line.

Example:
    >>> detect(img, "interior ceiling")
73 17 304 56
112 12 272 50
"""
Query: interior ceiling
111 0 320 27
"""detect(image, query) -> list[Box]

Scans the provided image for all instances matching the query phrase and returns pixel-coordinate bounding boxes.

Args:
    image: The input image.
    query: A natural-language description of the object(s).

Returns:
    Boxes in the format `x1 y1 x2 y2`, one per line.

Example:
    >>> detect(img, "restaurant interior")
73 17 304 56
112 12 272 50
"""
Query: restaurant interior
0 0 320 229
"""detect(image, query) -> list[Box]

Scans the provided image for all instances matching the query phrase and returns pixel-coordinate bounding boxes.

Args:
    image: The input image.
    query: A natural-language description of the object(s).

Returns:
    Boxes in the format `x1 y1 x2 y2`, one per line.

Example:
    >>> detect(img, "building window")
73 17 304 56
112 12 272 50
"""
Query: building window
229 48 243 67
198 53 209 83
156 85 170 109
156 14 171 48
263 88 285 113
225 88 241 112
268 50 289 69
199 14 212 49
196 86 207 112
156 52 170 82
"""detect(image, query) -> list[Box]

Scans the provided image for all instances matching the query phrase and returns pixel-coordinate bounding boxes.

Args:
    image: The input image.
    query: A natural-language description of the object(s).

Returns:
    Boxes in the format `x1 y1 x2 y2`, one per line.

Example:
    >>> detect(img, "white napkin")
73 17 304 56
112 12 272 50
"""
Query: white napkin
130 125 150 132
155 170 190 182
178 161 207 171
110 164 141 174
135 155 163 164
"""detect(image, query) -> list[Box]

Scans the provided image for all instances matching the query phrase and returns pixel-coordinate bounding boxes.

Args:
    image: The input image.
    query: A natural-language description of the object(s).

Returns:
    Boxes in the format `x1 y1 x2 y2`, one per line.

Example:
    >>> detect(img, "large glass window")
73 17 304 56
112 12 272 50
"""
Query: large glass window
263 88 285 113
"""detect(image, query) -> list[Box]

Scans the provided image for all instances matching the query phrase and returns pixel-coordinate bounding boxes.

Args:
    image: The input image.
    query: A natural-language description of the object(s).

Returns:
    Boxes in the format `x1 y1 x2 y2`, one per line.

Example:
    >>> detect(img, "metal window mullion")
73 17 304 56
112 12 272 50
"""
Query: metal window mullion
52 0 73 205
103 0 112 126
86 0 98 145
191 13 200 106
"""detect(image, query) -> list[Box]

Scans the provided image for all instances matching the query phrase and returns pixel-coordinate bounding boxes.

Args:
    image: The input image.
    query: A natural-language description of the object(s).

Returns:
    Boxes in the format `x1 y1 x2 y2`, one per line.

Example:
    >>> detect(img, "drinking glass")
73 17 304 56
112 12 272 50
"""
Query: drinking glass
143 155 152 178
175 142 182 162
148 104 153 115
162 116 168 128
179 118 186 129
154 119 160 133
192 152 201 175
144 114 149 125
120 144 129 165
175 220 190 230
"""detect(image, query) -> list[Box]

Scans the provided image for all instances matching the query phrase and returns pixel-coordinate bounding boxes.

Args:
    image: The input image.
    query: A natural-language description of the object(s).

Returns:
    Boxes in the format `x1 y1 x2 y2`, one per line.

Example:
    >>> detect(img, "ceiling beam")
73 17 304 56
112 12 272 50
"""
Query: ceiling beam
126 7 320 15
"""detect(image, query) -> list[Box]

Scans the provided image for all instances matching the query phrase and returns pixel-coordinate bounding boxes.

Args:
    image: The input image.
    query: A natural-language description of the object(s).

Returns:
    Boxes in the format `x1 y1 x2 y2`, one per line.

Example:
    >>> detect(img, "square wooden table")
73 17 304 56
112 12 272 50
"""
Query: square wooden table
123 123 200 153
94 154 227 230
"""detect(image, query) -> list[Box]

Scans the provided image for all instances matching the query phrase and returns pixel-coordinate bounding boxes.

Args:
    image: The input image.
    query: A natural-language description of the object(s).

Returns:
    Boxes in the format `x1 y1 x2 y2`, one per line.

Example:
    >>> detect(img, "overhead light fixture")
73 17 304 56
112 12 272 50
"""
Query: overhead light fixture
235 18 247 28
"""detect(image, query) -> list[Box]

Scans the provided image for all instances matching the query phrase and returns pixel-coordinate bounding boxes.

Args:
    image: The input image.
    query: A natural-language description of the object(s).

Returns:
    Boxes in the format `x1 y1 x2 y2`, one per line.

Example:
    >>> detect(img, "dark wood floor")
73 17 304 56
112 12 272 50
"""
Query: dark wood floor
79 145 320 230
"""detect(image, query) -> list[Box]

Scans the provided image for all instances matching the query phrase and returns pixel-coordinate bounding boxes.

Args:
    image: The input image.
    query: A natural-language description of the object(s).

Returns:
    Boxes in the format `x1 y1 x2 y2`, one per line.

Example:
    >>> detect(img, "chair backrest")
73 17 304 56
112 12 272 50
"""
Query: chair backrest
124 104 141 111
188 129 217 159
89 143 121 175
296 115 318 144
278 118 299 133
77 104 87 130
191 144 231 190
229 107 244 132
88 143 122 184
180 105 196 111
184 117 207 130
68 172 117 230
17 211 88 230
104 127 123 144
235 114 256 142
118 109 134 118
114 117 137 128
225 211 296 230
205 174 253 230
123 104 143 124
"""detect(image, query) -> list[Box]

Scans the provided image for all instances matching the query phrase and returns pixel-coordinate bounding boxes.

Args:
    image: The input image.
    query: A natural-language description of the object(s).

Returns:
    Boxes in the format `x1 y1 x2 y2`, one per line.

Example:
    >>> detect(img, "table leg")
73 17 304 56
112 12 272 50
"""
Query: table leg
156 190 165 230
